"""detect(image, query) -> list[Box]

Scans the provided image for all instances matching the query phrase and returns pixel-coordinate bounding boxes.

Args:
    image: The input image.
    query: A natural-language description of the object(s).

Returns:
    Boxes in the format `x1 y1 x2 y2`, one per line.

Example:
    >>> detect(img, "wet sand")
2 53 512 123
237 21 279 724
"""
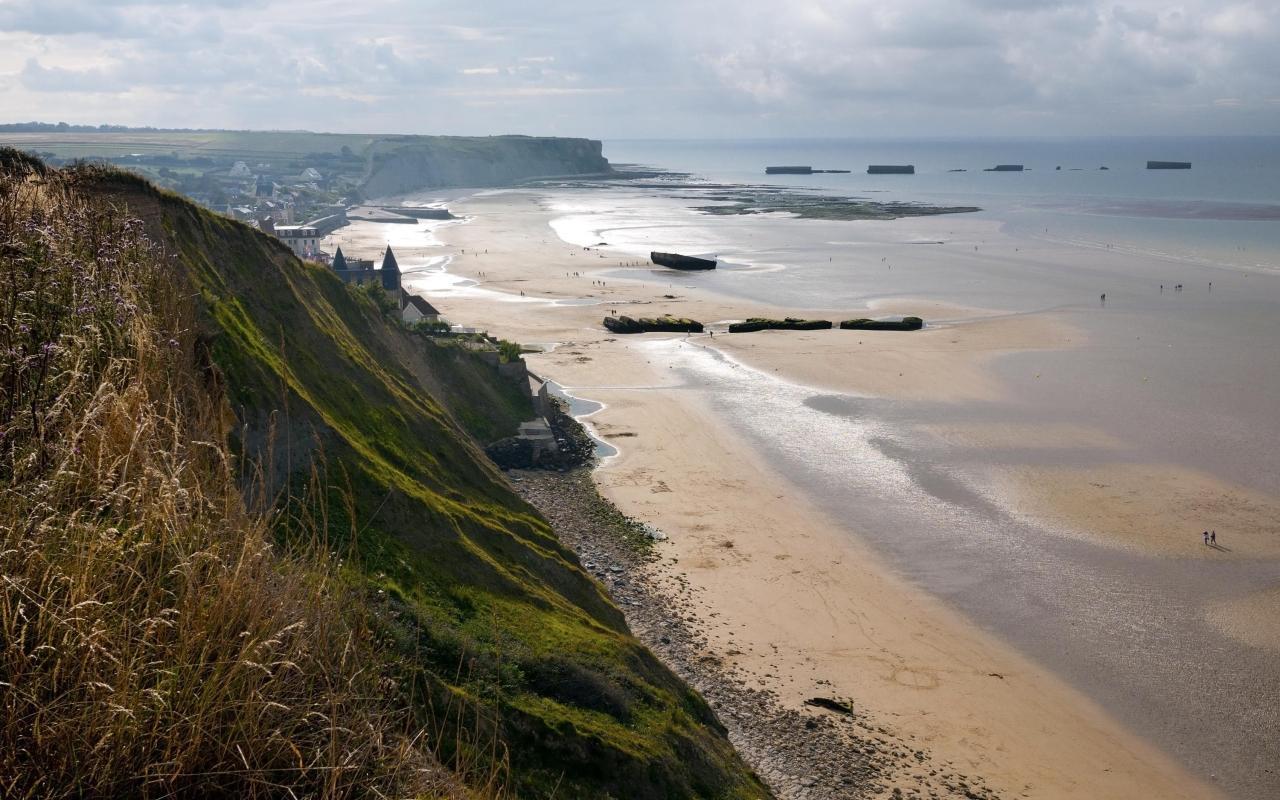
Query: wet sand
1207 587 1280 653
704 309 1074 402
995 462 1280 557
324 189 1280 798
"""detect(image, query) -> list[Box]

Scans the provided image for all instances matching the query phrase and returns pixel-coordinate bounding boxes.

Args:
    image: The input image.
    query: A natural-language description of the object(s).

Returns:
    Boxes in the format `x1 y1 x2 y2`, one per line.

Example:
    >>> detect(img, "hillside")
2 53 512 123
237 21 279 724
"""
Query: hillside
0 151 764 798
0 128 612 214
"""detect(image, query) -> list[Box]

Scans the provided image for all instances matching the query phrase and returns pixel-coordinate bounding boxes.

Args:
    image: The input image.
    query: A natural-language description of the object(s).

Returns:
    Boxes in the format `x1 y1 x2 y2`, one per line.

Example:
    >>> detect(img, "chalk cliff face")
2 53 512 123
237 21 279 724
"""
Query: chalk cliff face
361 135 610 197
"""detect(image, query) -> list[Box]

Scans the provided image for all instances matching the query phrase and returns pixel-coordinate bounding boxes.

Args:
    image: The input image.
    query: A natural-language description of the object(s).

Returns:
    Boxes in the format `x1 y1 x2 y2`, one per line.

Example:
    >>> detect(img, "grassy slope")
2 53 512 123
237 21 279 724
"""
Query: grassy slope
0 151 453 799
75 169 764 798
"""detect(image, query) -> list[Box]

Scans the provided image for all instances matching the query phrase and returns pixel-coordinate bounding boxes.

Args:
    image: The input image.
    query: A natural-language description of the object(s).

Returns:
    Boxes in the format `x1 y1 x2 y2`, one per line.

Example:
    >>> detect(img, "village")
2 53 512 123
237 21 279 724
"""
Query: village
273 206 577 470
266 208 460 329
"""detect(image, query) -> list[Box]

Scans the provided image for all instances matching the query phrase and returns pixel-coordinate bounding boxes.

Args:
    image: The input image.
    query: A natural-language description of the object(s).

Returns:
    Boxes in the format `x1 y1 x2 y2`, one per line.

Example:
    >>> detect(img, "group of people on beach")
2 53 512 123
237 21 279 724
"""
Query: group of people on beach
1202 530 1218 546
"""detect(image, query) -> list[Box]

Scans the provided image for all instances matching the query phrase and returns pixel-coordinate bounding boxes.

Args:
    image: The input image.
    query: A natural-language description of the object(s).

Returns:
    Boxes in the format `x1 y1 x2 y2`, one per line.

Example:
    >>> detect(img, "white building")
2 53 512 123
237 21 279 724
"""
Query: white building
274 225 321 259
400 292 441 325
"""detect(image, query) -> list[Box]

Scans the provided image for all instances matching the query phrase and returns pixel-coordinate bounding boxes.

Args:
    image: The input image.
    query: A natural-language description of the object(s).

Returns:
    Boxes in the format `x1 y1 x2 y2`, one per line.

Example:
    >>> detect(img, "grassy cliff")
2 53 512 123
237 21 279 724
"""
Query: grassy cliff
0 151 764 798
0 128 612 201
361 136 610 197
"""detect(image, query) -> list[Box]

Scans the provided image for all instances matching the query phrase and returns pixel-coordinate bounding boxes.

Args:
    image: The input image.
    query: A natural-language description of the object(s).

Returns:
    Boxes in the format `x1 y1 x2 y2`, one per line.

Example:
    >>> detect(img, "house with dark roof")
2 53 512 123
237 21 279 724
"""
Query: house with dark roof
400 292 441 325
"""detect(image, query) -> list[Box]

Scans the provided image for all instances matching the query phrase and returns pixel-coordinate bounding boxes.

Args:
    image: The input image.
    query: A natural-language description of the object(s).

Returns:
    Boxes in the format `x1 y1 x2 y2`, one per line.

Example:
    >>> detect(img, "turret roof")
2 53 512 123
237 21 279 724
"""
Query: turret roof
381 245 400 273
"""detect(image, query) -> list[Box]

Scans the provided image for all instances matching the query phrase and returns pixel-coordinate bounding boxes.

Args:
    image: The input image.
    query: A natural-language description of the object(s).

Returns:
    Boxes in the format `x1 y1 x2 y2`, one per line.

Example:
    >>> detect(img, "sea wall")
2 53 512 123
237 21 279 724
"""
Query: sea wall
361 135 610 197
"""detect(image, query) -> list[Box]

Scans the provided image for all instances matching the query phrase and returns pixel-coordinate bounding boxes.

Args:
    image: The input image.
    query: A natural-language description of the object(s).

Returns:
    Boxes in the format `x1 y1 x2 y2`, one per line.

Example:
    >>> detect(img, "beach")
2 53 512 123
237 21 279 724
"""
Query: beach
325 187 1279 798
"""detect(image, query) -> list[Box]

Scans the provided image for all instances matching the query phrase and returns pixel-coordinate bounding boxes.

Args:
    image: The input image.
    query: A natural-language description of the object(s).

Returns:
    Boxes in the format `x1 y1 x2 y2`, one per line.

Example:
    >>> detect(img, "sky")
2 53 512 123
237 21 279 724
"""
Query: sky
0 0 1277 138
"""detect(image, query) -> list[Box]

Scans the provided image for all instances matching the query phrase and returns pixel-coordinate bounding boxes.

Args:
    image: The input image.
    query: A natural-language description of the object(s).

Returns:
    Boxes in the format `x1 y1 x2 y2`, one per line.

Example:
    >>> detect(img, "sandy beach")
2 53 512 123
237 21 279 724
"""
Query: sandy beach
325 189 1280 798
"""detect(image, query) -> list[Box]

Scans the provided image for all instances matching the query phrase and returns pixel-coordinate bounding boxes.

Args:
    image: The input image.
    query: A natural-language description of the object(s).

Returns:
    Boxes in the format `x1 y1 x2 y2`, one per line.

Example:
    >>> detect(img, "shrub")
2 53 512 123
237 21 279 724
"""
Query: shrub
496 339 523 363
360 281 399 316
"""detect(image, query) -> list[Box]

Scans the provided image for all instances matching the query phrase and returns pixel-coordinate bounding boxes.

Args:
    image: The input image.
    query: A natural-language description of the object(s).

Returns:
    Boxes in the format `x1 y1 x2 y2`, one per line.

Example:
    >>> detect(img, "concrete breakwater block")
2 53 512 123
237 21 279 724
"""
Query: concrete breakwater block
603 315 704 334
728 318 833 333
839 317 924 331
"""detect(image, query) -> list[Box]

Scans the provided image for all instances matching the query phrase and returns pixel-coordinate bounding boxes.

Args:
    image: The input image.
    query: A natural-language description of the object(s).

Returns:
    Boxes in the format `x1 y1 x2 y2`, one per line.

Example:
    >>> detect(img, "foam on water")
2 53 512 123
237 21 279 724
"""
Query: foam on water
542 381 618 459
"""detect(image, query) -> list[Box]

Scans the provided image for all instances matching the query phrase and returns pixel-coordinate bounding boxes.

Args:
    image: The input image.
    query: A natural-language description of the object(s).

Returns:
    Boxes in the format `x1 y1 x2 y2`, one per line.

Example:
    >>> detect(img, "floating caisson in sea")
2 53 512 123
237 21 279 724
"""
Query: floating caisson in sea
1147 161 1191 170
651 251 717 270
868 165 915 174
765 166 852 174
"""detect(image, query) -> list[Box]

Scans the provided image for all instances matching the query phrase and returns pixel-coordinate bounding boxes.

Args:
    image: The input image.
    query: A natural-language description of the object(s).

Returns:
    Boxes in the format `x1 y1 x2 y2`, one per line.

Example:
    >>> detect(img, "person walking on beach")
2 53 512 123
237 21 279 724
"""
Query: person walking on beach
1203 530 1210 545
1211 530 1217 545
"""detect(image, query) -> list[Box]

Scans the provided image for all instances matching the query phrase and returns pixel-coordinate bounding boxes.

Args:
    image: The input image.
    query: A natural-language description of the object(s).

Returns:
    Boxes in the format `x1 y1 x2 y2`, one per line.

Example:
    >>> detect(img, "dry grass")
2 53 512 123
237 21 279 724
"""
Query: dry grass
0 156 458 798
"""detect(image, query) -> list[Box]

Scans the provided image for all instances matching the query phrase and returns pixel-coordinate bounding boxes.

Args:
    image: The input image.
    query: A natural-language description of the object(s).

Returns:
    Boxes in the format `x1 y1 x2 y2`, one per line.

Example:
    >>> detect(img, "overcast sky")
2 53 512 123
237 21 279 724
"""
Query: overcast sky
1 0 1276 138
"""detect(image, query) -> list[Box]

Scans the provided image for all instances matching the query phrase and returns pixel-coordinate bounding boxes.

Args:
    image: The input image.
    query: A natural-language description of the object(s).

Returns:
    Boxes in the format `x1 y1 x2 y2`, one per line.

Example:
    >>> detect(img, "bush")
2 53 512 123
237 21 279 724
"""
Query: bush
497 339 524 363
415 319 451 335
360 281 398 316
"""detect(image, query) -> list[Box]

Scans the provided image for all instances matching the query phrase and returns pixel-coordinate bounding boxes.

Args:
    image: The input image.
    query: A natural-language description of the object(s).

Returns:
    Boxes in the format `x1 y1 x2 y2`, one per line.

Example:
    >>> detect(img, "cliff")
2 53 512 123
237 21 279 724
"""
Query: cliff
0 152 763 799
361 135 611 198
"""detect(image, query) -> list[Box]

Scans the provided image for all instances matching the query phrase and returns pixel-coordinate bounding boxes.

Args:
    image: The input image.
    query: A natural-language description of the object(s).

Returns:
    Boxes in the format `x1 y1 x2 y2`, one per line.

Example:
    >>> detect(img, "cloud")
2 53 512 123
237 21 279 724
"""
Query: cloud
0 1 131 36
19 59 115 92
0 0 1275 136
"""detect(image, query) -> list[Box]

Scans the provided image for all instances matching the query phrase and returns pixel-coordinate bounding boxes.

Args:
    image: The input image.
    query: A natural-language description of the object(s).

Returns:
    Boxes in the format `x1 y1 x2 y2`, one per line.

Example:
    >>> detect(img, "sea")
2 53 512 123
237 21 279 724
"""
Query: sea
531 137 1280 799
606 136 1280 267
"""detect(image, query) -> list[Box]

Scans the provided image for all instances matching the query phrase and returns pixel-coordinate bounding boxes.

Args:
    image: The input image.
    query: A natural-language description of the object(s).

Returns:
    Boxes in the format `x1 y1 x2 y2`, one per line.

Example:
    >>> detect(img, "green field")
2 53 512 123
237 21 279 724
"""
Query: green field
0 129 383 159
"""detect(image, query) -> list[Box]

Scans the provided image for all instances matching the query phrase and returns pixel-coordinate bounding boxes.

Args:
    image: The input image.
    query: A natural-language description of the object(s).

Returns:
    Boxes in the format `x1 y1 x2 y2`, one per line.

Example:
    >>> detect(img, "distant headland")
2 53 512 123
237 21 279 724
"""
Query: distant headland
0 123 611 224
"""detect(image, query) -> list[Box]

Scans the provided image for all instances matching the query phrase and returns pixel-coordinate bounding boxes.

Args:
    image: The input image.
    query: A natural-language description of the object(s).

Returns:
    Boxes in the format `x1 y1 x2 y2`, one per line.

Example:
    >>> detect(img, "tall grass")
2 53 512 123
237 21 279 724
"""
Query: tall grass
0 156 456 798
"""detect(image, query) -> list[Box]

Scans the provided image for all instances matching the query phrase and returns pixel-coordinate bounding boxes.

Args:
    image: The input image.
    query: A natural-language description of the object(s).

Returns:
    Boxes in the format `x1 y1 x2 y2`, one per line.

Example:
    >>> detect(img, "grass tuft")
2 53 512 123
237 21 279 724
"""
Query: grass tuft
0 161 461 799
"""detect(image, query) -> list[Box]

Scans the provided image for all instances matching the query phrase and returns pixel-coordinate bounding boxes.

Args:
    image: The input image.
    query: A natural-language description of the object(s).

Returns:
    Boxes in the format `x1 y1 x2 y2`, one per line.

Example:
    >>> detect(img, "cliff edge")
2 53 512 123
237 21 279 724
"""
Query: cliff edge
361 135 611 198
